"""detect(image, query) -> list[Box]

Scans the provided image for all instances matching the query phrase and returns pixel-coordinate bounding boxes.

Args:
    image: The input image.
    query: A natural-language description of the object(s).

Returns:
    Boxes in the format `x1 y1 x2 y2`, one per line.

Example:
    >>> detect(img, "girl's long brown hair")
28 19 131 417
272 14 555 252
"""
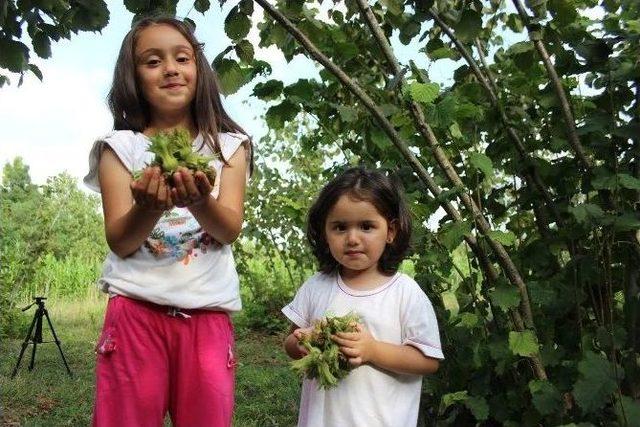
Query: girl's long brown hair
107 16 253 173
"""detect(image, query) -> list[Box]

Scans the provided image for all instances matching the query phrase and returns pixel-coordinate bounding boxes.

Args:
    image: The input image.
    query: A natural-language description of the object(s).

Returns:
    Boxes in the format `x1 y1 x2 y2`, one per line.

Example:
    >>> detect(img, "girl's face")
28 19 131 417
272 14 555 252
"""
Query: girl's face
134 24 197 121
324 194 397 279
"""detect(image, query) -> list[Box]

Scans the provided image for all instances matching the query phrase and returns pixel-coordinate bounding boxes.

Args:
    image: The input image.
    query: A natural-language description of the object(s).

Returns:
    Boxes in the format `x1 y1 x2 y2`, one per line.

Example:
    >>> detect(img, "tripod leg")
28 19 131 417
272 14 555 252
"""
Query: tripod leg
28 310 42 371
43 309 73 377
11 310 38 378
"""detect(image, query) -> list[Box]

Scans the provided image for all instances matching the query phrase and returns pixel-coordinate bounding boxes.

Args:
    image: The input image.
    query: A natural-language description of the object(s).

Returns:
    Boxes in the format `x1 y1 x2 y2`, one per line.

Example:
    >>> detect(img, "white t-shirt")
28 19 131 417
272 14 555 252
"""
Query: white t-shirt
282 272 444 427
84 130 249 310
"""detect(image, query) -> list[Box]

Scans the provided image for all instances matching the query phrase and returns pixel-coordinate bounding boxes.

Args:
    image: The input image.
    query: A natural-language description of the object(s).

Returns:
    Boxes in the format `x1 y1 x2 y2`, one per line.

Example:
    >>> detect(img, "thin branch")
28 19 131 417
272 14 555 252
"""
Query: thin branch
474 37 499 95
355 0 536 331
511 0 592 171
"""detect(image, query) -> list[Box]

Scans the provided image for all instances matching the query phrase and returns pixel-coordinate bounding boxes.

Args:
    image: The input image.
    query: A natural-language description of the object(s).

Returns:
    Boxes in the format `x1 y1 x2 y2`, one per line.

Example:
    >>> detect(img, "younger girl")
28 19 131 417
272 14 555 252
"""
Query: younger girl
84 16 251 427
282 167 443 427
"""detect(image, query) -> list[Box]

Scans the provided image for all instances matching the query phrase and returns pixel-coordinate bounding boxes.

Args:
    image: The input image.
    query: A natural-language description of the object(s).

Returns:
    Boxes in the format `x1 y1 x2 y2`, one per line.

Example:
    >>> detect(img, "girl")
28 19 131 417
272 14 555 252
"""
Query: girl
282 167 443 427
83 16 251 427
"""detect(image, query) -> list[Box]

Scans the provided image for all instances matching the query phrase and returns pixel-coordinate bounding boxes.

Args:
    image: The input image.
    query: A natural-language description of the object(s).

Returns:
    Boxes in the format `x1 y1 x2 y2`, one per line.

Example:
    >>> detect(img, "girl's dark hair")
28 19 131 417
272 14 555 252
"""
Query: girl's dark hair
307 166 412 275
107 16 253 174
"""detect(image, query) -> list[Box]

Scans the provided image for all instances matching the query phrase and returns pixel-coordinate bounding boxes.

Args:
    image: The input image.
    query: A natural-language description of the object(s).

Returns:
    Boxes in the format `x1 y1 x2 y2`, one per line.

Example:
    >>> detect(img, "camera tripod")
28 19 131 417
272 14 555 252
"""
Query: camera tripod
11 297 73 378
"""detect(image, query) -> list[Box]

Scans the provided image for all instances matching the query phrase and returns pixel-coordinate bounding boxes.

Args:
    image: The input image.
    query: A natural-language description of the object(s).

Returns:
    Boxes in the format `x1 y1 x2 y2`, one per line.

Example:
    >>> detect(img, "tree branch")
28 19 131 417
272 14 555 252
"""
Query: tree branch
474 37 499 95
511 0 592 171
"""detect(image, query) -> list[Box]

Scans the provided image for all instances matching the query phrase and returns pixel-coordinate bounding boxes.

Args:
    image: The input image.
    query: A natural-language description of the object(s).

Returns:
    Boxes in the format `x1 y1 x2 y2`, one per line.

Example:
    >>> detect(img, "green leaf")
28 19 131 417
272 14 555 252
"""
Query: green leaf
465 396 489 421
225 7 251 41
380 0 403 15
239 0 254 15
529 380 562 416
194 0 210 13
441 390 468 409
32 31 51 59
71 0 109 32
486 230 516 246
506 14 524 32
370 127 389 150
124 0 149 13
468 152 493 179
28 63 42 81
615 396 640 427
618 174 640 190
337 105 358 122
572 352 618 414
439 220 471 250
548 0 578 26
613 214 640 232
265 100 300 129
508 330 539 356
399 19 421 45
215 58 246 95
568 203 604 224
252 79 283 101
458 312 480 328
490 285 521 311
449 122 463 139
0 38 28 72
406 82 439 104
235 39 254 63
453 10 482 42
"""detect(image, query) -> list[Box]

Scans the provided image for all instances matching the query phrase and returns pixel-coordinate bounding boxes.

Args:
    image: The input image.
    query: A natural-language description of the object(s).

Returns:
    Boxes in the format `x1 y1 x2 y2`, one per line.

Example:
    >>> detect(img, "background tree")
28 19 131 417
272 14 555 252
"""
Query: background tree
0 161 107 337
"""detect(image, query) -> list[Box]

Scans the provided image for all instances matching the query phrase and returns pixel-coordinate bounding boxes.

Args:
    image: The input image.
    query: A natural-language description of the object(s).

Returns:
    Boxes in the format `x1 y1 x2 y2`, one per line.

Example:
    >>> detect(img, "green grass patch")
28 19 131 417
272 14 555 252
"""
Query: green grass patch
1 295 300 426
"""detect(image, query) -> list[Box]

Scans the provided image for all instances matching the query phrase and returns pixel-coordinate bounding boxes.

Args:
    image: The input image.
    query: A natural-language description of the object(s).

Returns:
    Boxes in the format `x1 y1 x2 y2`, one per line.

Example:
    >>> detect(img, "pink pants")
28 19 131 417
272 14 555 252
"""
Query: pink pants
92 295 236 427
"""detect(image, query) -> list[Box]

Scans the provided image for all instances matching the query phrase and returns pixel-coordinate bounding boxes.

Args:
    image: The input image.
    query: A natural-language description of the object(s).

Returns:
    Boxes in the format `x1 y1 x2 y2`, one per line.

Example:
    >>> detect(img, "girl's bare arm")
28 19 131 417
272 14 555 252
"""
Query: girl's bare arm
366 341 440 375
333 326 440 375
99 147 169 258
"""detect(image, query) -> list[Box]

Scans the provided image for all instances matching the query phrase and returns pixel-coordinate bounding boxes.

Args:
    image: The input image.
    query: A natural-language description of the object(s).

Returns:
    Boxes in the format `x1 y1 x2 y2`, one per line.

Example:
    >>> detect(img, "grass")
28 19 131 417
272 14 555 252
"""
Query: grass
0 295 300 426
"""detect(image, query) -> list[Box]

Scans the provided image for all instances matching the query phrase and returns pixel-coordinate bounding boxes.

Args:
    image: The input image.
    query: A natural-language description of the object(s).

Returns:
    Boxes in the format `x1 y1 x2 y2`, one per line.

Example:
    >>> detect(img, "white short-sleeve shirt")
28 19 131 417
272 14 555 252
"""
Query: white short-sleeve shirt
84 130 249 310
282 272 444 427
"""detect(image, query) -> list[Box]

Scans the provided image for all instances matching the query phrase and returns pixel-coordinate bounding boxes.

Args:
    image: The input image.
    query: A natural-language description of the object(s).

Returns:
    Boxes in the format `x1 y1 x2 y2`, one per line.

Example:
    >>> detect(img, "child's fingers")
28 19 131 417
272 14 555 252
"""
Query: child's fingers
348 356 363 367
146 168 161 204
334 331 358 340
195 171 212 194
331 335 350 346
172 169 189 201
157 179 173 210
180 169 201 201
339 346 359 357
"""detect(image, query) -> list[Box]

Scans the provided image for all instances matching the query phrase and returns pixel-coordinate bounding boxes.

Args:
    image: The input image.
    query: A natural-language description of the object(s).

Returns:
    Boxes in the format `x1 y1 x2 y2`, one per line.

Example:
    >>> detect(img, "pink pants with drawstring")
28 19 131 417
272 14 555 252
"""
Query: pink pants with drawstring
92 295 236 427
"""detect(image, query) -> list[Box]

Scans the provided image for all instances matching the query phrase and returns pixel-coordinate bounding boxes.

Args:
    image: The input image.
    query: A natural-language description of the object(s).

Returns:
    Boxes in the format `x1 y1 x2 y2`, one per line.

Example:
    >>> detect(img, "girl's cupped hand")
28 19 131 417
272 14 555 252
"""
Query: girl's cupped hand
130 166 173 212
170 167 213 208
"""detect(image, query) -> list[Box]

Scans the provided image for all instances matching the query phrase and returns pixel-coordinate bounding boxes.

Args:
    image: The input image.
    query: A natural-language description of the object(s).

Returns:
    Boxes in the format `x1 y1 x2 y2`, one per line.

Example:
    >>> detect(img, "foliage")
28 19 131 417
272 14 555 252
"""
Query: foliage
0 0 109 86
0 159 107 337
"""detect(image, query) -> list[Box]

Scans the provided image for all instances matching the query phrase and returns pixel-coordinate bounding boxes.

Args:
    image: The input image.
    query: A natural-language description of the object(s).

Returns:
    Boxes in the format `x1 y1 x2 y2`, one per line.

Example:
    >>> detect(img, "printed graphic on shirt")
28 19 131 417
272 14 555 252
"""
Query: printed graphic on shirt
144 210 216 265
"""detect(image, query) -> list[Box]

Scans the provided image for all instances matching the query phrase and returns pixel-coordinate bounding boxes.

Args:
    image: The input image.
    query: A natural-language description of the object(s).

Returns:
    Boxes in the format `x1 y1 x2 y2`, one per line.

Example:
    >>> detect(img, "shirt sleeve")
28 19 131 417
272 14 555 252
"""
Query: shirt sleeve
401 281 445 360
219 132 251 179
83 131 138 193
281 278 314 328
